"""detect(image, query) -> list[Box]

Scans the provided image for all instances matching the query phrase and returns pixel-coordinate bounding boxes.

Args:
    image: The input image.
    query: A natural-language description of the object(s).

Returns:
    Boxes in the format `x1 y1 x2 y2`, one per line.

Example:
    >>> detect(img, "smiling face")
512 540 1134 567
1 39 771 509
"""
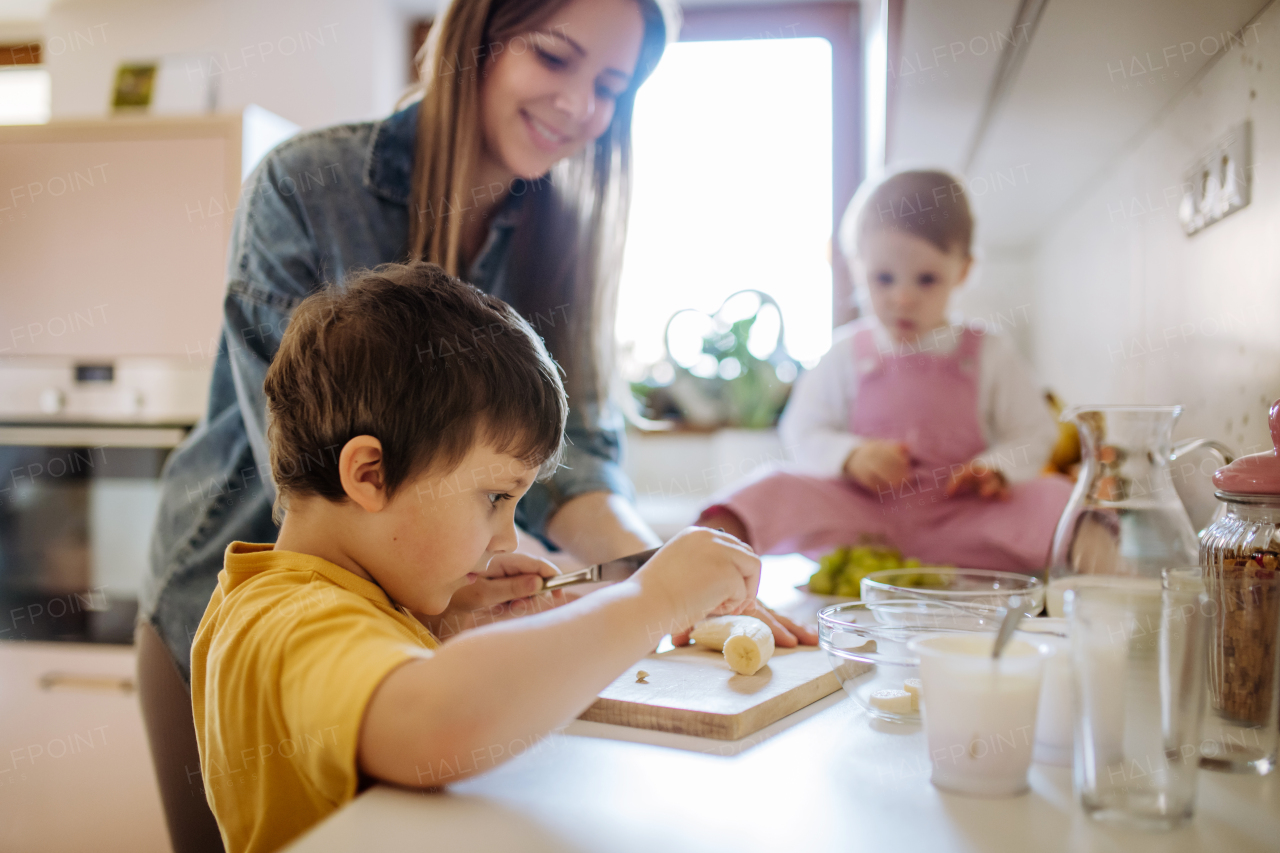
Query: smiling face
357 439 537 615
479 0 645 180
854 228 973 344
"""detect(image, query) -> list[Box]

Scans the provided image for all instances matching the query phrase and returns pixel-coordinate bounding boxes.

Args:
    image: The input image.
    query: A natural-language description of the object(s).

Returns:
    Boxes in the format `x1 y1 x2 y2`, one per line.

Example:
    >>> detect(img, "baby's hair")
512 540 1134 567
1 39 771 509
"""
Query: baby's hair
262 261 567 521
838 169 974 261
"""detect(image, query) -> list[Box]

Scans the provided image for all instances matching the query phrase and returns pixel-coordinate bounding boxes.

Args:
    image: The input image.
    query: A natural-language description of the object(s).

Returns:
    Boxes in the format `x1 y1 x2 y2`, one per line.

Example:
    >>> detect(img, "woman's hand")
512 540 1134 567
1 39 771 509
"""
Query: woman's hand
843 440 912 493
417 552 567 641
669 600 819 649
946 464 1009 500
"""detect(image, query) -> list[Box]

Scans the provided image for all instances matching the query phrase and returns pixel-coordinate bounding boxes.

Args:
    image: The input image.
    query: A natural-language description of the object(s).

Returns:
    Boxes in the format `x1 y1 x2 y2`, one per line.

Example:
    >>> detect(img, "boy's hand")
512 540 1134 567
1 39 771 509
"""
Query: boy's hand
418 553 566 641
632 527 760 636
946 464 1009 500
844 440 912 493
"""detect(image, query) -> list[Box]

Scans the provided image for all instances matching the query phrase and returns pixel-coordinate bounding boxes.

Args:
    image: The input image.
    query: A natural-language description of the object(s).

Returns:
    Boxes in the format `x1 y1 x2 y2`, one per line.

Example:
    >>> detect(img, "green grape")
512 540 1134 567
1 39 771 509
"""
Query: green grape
835 579 859 597
812 543 931 598
808 572 834 595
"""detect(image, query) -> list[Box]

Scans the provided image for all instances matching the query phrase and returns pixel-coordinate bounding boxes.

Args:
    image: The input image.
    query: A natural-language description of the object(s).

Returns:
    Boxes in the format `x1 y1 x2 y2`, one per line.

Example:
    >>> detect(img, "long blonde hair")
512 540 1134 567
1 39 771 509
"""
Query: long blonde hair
407 0 675 402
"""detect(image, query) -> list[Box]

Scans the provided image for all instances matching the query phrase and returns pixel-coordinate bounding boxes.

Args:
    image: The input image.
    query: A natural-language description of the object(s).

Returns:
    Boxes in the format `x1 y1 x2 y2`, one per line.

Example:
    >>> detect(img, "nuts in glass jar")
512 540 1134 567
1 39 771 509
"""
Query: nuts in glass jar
1212 551 1279 726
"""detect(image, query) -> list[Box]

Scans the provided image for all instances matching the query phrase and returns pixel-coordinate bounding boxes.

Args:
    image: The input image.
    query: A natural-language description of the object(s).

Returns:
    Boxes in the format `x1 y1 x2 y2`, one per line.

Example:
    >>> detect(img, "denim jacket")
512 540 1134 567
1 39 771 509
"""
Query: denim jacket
144 102 633 679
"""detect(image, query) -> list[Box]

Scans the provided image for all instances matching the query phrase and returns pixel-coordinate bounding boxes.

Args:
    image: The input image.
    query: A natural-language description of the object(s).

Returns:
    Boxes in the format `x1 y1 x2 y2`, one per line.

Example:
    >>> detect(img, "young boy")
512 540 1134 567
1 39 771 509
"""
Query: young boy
191 262 760 853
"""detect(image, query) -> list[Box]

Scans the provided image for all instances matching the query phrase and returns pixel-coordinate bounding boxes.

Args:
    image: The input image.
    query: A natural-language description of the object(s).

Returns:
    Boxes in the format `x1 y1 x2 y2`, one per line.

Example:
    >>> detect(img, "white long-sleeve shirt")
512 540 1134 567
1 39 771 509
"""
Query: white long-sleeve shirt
778 317 1058 484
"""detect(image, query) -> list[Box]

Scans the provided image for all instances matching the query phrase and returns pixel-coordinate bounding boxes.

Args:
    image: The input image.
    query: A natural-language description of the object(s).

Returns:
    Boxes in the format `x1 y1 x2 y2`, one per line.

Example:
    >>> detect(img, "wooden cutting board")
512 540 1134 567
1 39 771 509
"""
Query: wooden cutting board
578 644 858 740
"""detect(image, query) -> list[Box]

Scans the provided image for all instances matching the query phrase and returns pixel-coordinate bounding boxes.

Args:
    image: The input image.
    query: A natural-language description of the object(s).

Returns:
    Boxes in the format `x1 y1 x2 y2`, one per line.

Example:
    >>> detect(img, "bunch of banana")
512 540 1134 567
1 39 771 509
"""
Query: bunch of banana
1043 390 1081 475
806 545 929 598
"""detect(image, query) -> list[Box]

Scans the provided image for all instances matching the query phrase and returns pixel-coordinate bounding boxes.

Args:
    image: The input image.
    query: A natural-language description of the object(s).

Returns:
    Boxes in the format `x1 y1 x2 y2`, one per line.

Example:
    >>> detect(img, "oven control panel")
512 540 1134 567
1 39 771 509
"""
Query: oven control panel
0 357 209 424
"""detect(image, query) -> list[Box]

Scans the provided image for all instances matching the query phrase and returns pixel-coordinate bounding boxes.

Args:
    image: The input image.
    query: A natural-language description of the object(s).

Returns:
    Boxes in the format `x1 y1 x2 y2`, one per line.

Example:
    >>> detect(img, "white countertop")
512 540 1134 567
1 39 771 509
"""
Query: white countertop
287 556 1280 853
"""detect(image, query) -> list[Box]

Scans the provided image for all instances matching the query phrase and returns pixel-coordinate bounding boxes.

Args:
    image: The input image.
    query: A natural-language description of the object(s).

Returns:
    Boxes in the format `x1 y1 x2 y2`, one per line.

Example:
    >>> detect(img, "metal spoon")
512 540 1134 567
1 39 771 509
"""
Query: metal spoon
991 607 1024 659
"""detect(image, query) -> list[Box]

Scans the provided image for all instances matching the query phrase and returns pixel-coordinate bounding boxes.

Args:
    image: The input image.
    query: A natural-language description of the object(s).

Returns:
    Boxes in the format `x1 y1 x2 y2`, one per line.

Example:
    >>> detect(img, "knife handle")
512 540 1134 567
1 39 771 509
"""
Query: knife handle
539 566 599 590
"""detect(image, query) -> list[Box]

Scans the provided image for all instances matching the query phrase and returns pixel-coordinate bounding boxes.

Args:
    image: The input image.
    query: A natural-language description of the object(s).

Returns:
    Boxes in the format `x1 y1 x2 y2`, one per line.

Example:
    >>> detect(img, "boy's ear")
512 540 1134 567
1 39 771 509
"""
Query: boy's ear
956 254 974 286
339 436 388 512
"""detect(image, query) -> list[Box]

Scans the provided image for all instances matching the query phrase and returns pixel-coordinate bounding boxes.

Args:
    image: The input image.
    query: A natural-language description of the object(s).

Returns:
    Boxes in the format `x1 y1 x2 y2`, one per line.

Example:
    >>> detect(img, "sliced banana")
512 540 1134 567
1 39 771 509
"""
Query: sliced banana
869 689 914 715
723 619 774 676
690 615 775 675
903 678 921 710
689 616 744 651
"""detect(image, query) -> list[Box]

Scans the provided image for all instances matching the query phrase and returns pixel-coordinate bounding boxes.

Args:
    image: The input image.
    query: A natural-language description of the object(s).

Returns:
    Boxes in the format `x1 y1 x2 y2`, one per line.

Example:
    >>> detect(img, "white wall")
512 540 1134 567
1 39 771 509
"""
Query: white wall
1031 6 1280 453
953 246 1036 360
44 0 410 130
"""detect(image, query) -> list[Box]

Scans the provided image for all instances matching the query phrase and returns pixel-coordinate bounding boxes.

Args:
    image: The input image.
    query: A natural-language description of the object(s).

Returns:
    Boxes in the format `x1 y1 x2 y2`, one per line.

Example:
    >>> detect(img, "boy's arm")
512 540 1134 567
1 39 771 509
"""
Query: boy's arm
358 529 758 787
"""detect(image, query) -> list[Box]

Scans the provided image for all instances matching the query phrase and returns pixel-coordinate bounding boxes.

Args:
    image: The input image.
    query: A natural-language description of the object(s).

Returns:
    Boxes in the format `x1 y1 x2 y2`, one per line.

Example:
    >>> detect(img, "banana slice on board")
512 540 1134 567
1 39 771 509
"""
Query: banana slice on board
723 619 775 675
690 615 775 675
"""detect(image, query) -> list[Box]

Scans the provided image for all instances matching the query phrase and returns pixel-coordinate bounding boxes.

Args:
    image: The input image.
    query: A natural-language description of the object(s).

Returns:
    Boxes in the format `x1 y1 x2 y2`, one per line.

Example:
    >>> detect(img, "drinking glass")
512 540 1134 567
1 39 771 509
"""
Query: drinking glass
909 633 1048 797
1067 571 1208 830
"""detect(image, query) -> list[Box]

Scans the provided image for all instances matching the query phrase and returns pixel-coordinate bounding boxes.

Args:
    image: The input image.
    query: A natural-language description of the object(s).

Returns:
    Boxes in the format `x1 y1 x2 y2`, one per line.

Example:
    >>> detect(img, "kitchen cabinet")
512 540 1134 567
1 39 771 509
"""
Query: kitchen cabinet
0 641 170 853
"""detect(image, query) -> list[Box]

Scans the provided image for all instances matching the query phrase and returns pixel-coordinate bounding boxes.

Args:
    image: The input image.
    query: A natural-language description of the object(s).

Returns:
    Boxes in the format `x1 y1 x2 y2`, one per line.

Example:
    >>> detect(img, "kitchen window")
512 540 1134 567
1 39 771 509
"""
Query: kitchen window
617 4 861 422
0 41 49 125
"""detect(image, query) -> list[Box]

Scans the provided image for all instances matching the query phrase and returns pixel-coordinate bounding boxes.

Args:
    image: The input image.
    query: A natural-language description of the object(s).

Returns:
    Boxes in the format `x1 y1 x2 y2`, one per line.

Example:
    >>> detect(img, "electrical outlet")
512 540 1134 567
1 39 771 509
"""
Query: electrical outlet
1179 120 1251 236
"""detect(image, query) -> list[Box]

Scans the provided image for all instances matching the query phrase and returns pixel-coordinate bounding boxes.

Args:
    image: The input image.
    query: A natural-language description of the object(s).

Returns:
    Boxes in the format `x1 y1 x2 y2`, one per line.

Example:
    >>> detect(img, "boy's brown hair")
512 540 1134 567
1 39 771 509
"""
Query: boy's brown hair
838 169 974 261
262 261 566 519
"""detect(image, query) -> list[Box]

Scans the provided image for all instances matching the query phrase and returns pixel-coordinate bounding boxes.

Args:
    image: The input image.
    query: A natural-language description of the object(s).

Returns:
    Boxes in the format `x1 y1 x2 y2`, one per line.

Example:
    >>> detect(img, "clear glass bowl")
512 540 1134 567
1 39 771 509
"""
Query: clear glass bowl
861 567 1045 616
817 600 1001 723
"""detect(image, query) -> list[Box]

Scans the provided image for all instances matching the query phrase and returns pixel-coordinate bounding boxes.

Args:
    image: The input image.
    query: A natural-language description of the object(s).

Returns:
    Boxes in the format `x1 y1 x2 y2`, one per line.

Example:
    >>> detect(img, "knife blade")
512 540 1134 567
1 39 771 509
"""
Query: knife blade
539 546 661 591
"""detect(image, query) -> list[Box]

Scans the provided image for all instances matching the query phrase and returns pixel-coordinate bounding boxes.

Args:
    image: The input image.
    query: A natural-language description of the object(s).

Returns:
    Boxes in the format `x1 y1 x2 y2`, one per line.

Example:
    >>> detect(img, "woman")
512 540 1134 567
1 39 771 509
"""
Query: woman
145 0 813 680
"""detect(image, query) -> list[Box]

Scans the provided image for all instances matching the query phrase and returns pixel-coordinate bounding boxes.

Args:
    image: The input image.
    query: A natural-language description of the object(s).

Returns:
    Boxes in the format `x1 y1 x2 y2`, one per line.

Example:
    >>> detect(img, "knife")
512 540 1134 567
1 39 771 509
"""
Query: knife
539 546 661 591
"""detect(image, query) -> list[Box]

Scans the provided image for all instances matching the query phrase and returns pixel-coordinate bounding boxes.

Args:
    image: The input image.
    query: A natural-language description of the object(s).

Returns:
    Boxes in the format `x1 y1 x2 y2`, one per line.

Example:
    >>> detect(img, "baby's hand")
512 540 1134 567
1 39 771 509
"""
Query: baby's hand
844 440 912 492
946 464 1009 500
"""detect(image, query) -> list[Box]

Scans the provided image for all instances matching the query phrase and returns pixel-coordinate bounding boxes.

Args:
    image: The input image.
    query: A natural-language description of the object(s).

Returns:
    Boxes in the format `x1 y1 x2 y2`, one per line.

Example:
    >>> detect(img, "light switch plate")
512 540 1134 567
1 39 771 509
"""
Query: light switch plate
1180 120 1251 236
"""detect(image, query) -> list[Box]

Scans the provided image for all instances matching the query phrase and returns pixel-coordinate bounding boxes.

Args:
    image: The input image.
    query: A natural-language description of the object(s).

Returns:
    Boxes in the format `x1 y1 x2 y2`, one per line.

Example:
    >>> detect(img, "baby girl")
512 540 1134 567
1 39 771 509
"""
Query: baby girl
698 170 1073 572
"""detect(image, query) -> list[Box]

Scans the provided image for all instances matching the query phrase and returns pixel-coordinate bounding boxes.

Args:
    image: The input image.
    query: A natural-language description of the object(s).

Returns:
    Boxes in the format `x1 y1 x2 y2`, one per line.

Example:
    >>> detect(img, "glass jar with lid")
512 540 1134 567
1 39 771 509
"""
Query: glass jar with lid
1199 399 1280 774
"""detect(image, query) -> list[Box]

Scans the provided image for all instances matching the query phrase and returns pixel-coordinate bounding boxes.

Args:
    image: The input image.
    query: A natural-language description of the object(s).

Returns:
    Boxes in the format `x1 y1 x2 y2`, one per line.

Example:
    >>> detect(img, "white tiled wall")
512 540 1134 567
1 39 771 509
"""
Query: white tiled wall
1032 6 1280 455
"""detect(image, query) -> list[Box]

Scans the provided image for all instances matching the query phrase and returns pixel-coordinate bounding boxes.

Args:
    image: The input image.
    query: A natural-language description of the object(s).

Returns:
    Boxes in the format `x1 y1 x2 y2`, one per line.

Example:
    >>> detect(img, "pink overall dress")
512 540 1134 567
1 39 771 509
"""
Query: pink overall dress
712 326 1073 572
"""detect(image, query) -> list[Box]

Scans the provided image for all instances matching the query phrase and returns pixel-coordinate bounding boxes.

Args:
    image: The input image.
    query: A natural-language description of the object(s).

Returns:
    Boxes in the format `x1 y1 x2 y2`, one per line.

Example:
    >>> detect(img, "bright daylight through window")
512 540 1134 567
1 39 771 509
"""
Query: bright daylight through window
617 37 834 391
0 68 51 124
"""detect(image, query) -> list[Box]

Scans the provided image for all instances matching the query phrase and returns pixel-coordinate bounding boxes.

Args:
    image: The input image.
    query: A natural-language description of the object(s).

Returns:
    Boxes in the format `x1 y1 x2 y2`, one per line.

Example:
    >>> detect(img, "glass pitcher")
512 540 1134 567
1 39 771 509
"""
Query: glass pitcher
1046 406 1232 615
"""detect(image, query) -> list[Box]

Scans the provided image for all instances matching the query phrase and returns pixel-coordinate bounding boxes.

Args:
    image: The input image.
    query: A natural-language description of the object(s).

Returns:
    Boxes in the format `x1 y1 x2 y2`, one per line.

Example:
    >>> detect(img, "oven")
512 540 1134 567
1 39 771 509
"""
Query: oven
0 357 208 644
0 115 277 643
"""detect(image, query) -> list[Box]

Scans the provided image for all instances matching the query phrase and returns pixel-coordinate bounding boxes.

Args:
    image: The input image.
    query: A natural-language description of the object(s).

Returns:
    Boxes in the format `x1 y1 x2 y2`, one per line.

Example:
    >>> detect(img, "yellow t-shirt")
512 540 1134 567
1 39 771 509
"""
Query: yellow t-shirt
191 542 439 853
